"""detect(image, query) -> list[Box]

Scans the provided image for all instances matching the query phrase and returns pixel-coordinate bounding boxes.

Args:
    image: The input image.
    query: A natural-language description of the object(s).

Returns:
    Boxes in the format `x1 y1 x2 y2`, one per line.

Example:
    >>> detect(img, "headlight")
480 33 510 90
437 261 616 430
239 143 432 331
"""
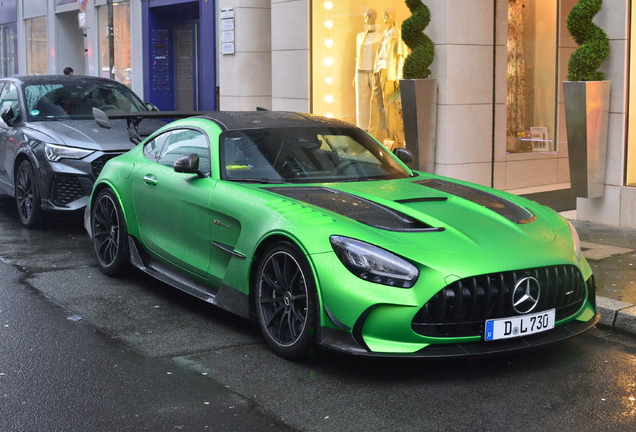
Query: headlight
44 143 94 162
330 236 419 288
567 220 582 262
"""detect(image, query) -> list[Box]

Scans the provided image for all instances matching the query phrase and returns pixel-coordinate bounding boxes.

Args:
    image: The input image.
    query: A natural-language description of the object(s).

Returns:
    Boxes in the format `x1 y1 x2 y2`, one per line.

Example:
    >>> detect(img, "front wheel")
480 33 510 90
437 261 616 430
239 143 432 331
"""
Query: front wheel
91 188 130 276
15 160 43 228
255 241 317 359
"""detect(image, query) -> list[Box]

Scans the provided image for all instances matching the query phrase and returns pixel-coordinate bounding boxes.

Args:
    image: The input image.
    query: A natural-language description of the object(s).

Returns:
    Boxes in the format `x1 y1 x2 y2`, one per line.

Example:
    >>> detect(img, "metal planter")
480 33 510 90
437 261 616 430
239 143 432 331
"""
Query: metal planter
563 80 611 198
400 78 438 172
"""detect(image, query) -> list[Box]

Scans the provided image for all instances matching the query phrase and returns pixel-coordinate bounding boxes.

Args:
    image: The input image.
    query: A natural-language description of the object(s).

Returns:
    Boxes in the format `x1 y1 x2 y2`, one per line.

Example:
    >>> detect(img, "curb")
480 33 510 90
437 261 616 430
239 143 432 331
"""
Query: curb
596 296 636 336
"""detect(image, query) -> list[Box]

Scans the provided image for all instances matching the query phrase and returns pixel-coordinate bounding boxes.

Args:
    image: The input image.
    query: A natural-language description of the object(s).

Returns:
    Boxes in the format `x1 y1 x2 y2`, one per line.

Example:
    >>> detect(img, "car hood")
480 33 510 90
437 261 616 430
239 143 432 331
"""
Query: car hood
24 118 166 151
262 174 569 258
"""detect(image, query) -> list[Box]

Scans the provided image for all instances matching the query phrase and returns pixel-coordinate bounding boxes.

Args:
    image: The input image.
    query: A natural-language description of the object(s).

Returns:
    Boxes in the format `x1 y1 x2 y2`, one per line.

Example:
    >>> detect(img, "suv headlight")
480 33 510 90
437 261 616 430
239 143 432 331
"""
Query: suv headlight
330 236 419 288
44 143 94 162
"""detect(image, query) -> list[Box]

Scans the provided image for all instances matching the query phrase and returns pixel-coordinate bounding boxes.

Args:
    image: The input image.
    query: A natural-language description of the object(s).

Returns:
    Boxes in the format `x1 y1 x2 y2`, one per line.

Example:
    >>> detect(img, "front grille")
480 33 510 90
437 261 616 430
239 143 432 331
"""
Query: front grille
91 153 123 178
412 265 588 338
51 175 84 206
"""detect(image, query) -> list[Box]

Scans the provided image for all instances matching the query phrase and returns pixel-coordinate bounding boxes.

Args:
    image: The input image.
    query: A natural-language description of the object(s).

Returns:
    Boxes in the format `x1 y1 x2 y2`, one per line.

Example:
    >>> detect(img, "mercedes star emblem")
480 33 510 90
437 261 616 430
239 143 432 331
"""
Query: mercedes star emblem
512 276 541 314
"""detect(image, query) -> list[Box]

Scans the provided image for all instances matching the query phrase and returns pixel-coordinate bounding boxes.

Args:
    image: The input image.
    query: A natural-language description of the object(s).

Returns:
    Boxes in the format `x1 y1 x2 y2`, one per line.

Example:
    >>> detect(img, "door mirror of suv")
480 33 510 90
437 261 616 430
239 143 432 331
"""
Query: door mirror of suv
92 107 111 129
0 104 16 127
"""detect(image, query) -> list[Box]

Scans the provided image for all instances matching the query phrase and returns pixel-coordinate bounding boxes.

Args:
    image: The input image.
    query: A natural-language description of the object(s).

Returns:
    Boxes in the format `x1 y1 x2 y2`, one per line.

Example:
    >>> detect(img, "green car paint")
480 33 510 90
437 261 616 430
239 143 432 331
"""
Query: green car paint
87 112 598 359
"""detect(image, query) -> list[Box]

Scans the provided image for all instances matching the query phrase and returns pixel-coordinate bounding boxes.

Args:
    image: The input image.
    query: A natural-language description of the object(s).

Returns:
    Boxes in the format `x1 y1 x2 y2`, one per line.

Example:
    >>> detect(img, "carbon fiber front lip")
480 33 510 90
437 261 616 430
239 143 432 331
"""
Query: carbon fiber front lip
318 313 600 358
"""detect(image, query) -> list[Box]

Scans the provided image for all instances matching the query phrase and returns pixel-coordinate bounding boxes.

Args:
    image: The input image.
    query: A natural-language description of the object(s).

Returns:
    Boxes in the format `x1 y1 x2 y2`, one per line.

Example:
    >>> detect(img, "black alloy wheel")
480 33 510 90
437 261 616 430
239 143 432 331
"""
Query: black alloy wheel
15 160 42 228
256 241 317 359
92 188 130 276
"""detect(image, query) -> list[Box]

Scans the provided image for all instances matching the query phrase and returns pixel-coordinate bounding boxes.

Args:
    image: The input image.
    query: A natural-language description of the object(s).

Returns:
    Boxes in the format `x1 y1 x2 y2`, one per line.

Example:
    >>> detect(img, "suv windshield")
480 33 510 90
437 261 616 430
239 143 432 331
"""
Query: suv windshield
24 81 148 121
221 127 411 183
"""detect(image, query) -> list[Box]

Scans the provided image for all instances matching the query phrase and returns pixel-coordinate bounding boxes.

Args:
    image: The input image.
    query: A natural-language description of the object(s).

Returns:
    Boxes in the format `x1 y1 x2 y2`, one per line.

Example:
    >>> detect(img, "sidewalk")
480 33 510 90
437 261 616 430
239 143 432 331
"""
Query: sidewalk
566 216 636 337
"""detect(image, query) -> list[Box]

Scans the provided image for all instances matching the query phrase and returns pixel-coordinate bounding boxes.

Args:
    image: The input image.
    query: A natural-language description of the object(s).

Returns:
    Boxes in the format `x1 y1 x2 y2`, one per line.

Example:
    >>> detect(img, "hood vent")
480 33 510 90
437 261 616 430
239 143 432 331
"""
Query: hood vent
414 179 536 224
265 187 443 232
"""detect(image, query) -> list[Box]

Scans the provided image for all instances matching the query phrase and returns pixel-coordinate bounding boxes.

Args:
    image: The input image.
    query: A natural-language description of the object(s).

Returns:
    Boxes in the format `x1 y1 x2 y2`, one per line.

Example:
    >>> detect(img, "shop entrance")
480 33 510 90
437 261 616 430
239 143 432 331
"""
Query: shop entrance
145 1 212 111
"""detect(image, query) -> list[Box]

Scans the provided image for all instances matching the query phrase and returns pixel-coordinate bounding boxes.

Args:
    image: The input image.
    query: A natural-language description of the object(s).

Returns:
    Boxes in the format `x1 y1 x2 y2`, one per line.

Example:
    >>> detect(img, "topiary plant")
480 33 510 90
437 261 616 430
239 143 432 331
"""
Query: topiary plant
401 0 434 79
566 0 609 81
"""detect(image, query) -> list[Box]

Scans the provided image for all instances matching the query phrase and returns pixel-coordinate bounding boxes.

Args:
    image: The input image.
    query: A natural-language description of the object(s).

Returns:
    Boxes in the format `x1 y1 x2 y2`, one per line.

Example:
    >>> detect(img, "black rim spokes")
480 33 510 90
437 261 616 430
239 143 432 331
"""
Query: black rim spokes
16 168 33 219
93 196 119 265
260 252 308 345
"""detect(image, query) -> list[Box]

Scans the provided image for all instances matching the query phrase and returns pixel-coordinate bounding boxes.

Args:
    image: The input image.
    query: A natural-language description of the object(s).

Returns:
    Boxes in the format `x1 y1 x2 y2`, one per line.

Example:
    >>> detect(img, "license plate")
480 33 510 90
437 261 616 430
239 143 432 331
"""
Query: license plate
485 309 555 341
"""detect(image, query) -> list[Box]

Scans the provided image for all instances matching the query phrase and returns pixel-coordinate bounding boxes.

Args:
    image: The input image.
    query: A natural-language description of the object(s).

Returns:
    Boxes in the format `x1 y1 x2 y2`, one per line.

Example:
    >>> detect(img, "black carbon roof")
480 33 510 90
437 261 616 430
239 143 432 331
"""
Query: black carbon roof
195 111 355 131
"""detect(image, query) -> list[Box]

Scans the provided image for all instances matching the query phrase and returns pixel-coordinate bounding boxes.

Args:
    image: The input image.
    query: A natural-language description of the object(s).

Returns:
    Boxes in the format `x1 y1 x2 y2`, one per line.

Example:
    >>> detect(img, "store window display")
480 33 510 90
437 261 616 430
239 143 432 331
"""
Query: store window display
312 2 410 142
313 1 558 156
505 0 558 153
354 9 380 131
507 0 525 139
368 8 407 149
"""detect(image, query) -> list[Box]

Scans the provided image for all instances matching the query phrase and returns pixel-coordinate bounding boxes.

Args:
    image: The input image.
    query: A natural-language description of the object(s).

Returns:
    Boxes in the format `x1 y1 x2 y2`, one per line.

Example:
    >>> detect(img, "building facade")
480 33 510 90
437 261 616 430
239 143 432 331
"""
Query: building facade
1 0 634 228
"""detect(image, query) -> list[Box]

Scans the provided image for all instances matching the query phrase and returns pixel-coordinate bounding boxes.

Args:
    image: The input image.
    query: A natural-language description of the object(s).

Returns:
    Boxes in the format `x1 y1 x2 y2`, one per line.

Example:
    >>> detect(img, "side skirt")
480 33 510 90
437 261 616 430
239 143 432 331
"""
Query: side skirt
128 236 252 319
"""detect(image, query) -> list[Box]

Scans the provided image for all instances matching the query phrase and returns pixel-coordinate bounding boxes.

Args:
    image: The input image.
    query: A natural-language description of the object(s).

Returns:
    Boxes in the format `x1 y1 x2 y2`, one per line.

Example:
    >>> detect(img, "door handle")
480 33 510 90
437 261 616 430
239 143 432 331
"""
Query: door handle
143 174 158 186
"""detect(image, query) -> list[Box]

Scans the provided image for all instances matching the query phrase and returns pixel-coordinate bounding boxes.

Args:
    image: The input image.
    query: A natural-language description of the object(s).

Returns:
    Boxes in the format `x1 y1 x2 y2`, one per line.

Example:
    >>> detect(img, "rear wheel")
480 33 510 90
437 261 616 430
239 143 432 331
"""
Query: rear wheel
15 160 42 228
92 188 130 276
256 241 317 359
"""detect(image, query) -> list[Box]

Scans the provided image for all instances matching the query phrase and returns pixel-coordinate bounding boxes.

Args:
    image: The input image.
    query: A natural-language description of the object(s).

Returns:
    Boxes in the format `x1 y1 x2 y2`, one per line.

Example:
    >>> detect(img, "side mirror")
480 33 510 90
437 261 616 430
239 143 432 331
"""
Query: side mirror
1 104 16 127
93 107 111 129
174 153 205 178
393 147 413 165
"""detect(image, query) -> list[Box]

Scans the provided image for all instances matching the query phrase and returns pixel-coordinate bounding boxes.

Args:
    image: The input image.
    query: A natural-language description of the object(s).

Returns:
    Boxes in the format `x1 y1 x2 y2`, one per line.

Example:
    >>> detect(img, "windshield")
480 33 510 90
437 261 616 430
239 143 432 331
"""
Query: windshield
221 127 411 183
24 81 148 121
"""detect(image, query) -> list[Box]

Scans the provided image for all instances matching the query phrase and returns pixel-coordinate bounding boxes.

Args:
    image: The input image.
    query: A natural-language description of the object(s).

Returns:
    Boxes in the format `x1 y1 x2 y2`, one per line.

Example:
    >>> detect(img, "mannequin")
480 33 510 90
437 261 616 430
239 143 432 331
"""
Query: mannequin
354 9 381 131
368 8 406 147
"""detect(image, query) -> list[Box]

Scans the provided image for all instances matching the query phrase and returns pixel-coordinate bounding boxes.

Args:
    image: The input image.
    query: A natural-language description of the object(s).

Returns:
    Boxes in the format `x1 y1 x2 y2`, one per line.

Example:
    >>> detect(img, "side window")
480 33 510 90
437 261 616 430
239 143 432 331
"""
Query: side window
157 129 211 176
0 83 20 120
143 131 171 162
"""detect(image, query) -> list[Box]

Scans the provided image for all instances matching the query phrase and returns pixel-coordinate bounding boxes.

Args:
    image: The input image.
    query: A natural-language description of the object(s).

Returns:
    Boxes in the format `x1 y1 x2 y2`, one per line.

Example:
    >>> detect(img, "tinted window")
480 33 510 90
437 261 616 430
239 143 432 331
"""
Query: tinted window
143 132 171 162
220 127 410 183
24 81 147 121
157 129 211 176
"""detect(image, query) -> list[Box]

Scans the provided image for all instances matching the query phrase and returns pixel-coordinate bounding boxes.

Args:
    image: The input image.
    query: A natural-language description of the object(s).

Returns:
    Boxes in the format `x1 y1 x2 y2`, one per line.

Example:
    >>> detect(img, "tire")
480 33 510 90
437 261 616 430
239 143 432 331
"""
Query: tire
15 160 43 228
256 241 318 359
91 188 130 276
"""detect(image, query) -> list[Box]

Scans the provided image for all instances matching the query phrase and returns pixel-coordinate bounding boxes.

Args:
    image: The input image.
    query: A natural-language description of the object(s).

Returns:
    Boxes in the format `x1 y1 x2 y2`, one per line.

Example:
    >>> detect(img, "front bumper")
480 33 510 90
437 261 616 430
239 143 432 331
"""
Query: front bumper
319 313 600 358
312 250 598 357
38 151 123 212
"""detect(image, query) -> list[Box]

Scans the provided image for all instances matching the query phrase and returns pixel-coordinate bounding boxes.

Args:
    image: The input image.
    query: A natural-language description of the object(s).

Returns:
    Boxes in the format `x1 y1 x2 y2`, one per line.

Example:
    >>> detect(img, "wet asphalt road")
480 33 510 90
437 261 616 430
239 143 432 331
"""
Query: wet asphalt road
1 194 636 432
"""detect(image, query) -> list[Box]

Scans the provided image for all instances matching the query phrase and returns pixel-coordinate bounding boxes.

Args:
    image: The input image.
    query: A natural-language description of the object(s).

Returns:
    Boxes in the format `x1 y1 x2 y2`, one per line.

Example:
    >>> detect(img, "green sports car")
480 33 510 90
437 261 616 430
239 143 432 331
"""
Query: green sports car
86 111 599 359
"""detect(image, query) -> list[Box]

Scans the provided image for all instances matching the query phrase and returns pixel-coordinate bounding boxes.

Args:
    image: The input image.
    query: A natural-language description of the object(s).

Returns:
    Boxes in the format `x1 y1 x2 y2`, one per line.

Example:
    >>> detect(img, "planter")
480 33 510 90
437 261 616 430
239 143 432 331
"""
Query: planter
563 80 611 199
399 78 438 172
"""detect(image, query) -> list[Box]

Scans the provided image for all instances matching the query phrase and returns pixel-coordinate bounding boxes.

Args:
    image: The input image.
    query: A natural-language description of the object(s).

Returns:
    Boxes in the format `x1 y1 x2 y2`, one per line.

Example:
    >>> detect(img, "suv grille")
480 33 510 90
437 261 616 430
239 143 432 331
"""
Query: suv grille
412 265 589 338
51 175 84 206
91 153 123 178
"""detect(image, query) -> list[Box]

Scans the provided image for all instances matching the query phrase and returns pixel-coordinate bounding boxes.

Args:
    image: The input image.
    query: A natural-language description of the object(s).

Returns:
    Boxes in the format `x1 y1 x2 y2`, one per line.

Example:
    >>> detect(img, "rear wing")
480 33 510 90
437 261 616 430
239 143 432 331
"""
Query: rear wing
92 107 212 144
